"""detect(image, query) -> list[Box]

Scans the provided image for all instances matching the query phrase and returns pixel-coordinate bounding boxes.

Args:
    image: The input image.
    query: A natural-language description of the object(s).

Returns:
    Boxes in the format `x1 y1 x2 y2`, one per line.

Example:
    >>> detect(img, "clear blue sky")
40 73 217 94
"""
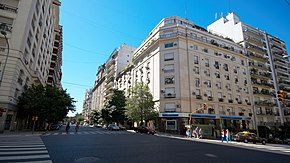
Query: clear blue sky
60 0 290 116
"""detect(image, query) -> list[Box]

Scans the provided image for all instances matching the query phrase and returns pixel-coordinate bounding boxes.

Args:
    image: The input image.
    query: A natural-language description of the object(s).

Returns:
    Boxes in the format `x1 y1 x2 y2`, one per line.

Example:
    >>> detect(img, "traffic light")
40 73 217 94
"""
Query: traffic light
277 90 284 102
202 103 208 110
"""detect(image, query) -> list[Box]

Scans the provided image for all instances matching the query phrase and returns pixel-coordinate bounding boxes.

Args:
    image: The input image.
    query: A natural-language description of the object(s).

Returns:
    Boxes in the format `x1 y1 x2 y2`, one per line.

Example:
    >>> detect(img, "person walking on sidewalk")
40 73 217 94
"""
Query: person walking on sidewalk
195 126 199 139
221 129 225 143
226 129 231 143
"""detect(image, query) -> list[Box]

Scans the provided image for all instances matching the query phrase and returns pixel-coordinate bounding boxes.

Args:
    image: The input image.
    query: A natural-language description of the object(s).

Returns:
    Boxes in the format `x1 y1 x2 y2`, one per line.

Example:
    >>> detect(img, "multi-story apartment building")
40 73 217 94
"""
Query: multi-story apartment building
91 64 106 112
207 13 290 130
103 44 135 102
47 0 62 88
0 0 62 132
117 16 255 134
82 89 93 123
84 44 135 119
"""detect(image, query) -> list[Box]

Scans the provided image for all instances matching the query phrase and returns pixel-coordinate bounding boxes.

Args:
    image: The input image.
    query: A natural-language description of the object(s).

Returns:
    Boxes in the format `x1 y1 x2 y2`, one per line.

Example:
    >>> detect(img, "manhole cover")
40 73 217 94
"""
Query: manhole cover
75 157 101 163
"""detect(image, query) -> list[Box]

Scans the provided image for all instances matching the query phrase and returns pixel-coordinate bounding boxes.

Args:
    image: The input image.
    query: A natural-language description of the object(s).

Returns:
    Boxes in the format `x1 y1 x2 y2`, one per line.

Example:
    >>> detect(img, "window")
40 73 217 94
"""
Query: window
218 92 222 99
203 48 208 53
165 43 174 48
165 87 175 94
204 69 210 76
242 68 246 75
165 103 176 112
193 45 198 50
217 82 221 89
165 76 175 84
193 66 199 74
164 53 174 61
223 64 228 71
228 93 232 100
195 78 200 87
215 71 220 78
163 64 174 73
205 58 209 67
206 80 211 88
225 74 229 80
195 89 201 95
214 61 219 69
14 88 19 98
241 60 245 65
226 83 231 91
193 56 199 64
235 76 239 84
164 19 175 25
207 90 212 97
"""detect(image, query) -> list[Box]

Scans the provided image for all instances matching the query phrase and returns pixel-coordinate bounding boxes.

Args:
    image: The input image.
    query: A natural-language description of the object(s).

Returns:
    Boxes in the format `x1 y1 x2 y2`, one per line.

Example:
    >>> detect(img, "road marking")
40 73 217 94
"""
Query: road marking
205 153 217 158
0 150 48 155
62 132 66 135
0 147 47 151
0 154 50 161
0 144 45 148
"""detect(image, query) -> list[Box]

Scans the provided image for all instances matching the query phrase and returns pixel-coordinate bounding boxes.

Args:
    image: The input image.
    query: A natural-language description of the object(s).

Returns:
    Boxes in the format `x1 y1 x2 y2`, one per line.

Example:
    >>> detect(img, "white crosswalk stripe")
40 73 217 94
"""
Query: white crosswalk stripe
0 136 52 163
42 130 131 136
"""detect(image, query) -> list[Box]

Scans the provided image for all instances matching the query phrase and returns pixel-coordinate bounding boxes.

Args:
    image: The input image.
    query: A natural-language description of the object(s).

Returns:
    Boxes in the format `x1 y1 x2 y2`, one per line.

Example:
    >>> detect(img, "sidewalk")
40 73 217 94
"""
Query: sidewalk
0 129 47 136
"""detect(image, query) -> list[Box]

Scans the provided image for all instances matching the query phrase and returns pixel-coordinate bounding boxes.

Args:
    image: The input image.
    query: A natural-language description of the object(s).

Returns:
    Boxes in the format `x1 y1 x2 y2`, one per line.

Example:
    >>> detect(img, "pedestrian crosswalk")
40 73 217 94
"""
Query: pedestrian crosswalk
42 130 132 136
0 135 52 163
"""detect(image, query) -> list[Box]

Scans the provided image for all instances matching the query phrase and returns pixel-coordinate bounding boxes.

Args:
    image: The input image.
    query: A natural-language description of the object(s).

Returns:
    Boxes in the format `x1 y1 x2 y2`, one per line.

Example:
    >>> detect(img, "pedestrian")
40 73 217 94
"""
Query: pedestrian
66 122 70 134
186 128 191 138
226 129 231 143
195 126 199 139
199 127 203 139
45 122 48 132
221 129 225 143
75 122 80 133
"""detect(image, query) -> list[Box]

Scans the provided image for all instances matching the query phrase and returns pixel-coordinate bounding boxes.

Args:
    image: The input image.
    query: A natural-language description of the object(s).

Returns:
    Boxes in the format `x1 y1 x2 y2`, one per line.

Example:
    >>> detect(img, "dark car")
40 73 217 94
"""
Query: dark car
50 124 61 130
134 126 155 135
233 131 266 145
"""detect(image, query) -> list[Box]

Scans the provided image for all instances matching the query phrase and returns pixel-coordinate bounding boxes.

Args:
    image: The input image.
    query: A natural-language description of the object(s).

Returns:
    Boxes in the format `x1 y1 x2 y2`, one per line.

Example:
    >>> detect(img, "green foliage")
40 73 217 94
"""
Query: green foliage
125 82 157 125
101 89 126 125
90 109 101 124
17 85 76 123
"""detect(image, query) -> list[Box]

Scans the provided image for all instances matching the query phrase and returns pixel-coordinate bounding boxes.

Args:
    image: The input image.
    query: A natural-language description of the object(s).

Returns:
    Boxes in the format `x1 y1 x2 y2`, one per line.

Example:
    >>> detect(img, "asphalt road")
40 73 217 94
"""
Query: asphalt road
39 126 290 163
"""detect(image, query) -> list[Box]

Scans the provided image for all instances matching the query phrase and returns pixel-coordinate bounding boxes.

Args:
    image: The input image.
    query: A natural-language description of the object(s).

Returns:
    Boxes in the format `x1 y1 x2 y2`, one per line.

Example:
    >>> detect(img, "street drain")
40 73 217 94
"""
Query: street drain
75 157 101 163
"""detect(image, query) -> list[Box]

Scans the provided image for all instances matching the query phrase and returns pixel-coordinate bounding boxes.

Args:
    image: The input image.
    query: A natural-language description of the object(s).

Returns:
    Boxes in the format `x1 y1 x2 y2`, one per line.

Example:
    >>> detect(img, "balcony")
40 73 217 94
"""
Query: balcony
249 62 268 71
254 100 275 107
208 96 213 101
0 3 18 13
246 52 267 62
253 89 275 97
243 29 263 39
196 95 202 99
245 37 264 47
164 93 176 98
0 23 12 33
218 98 224 102
251 80 274 89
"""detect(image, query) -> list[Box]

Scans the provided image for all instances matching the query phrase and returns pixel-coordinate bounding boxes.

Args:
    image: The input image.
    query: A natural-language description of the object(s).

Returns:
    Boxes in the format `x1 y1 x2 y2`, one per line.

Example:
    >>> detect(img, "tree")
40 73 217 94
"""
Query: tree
90 109 101 124
125 82 157 126
101 89 126 125
17 85 76 123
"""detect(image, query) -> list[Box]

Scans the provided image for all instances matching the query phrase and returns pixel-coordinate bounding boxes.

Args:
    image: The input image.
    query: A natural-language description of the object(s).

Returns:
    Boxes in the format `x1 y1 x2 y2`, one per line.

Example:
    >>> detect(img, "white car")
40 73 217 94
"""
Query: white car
107 124 120 131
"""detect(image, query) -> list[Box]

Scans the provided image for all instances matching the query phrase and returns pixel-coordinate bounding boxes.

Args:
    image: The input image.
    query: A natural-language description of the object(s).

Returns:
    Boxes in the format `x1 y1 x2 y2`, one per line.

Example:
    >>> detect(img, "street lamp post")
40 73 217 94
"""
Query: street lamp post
0 30 9 87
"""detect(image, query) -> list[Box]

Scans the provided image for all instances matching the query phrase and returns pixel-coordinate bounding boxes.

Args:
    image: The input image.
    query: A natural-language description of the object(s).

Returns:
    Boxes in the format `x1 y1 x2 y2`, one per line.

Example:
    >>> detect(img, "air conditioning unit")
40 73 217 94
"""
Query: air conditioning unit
160 89 165 93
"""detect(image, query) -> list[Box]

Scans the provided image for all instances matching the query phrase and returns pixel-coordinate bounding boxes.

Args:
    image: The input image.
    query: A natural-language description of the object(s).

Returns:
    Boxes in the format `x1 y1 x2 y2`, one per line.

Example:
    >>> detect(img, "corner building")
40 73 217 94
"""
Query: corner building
207 13 290 131
118 16 254 134
0 0 62 132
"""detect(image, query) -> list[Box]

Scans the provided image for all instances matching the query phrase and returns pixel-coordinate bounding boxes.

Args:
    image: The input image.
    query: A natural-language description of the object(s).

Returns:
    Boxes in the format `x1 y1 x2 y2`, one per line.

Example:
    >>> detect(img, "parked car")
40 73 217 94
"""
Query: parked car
134 126 155 135
233 131 266 145
107 124 120 131
118 125 126 131
50 124 61 130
